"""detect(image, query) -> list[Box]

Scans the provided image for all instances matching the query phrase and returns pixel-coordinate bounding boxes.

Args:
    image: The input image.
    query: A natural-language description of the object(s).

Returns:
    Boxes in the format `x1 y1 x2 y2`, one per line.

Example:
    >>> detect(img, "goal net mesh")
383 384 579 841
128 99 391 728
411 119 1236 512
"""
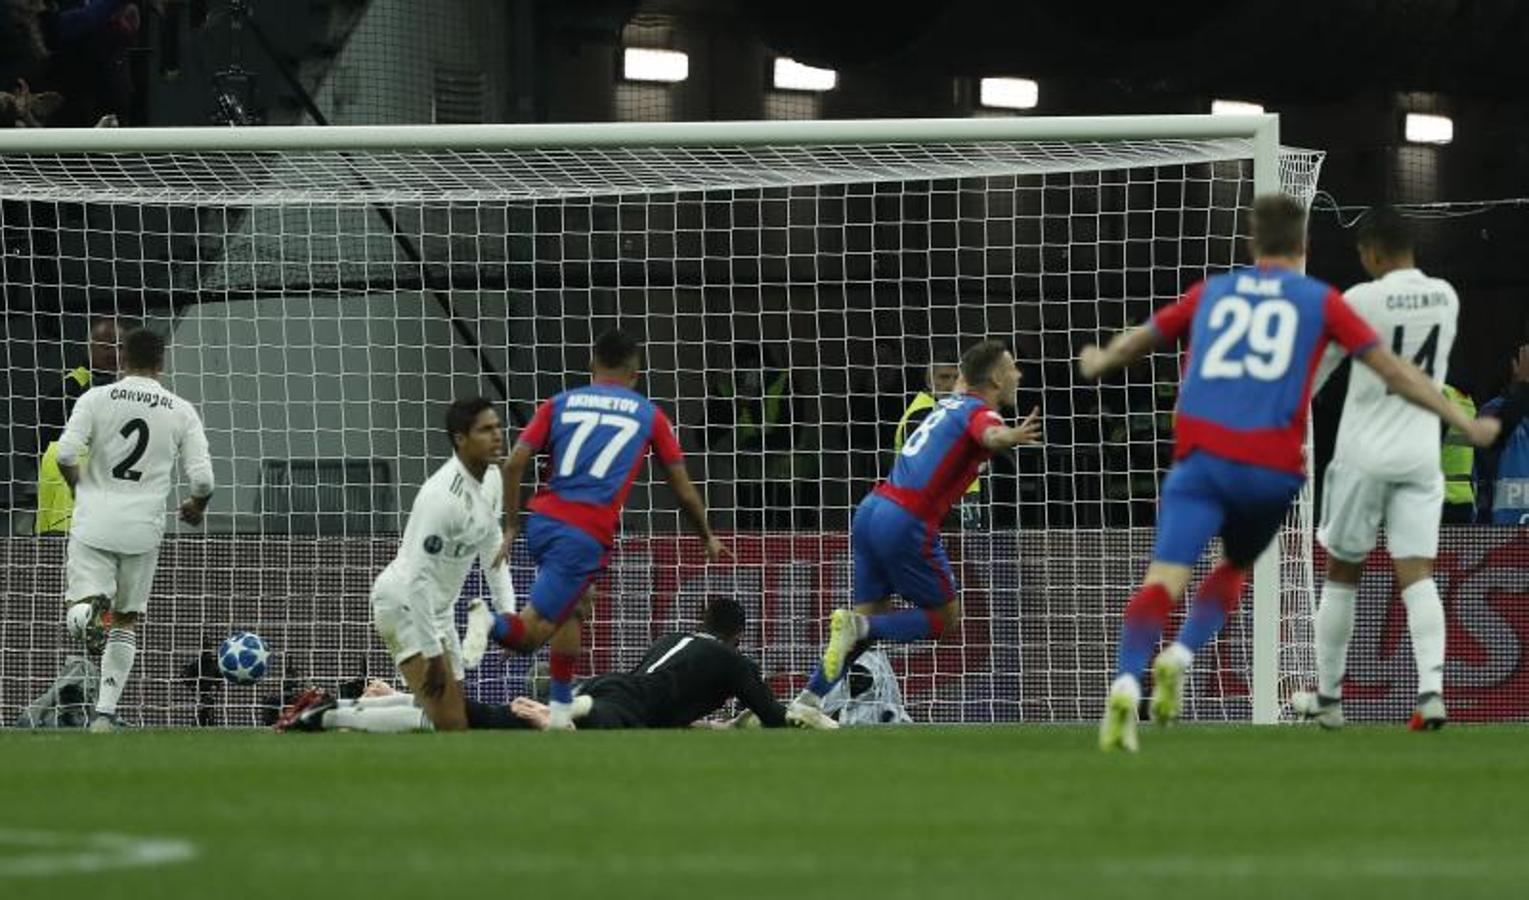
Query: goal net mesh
0 132 1324 726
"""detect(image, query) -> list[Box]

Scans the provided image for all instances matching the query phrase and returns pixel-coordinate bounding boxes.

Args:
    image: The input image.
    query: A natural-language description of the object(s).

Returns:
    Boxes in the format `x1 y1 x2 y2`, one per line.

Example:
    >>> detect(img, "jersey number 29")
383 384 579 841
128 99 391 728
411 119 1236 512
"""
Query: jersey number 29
558 412 640 478
1200 296 1298 381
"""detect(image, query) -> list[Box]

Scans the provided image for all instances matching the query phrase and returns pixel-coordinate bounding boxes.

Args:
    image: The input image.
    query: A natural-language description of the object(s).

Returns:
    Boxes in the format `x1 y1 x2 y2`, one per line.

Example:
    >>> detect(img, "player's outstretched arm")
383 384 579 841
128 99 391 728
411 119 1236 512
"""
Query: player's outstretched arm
490 442 536 568
1357 346 1501 447
1077 325 1159 382
178 409 216 525
664 464 730 562
980 406 1042 452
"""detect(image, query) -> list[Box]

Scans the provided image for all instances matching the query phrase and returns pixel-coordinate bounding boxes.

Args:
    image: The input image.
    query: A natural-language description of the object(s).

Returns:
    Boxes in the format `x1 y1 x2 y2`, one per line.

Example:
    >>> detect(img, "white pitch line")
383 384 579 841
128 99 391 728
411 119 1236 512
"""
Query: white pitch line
0 829 196 878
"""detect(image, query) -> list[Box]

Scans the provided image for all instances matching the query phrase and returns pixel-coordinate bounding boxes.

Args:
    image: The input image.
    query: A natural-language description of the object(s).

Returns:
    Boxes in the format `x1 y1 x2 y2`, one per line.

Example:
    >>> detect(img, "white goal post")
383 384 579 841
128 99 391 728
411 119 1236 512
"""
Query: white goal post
0 115 1320 727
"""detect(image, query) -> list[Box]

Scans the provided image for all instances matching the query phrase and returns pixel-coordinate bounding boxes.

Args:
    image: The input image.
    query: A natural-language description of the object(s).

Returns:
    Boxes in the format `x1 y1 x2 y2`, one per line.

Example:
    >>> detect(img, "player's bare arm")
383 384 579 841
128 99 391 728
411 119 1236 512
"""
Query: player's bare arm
1077 324 1159 381
1356 346 1499 447
664 463 730 561
491 441 536 567
980 406 1042 452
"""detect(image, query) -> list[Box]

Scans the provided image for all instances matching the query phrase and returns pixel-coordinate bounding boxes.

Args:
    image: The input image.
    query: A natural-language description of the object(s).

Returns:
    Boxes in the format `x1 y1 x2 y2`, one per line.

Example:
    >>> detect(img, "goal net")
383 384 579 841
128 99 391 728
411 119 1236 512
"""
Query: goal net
0 117 1324 727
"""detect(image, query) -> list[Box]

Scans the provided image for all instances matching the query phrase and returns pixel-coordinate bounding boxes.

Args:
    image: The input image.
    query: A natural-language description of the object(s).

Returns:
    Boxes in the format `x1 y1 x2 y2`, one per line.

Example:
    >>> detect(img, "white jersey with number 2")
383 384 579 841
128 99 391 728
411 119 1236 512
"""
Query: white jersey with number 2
55 374 214 555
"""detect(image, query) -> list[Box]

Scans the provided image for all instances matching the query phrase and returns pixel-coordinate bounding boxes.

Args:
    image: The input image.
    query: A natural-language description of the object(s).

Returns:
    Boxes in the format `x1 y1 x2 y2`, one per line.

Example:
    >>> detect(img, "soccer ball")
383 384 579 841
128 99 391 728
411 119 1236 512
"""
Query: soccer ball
217 632 271 684
66 601 110 652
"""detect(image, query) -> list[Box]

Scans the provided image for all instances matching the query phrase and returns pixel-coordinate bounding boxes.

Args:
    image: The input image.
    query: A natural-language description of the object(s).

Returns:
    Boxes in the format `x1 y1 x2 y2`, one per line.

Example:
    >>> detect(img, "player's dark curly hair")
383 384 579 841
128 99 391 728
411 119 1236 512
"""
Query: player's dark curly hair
959 339 1009 388
1356 205 1414 258
1248 193 1307 258
593 328 642 370
701 596 746 641
444 396 495 447
121 327 166 371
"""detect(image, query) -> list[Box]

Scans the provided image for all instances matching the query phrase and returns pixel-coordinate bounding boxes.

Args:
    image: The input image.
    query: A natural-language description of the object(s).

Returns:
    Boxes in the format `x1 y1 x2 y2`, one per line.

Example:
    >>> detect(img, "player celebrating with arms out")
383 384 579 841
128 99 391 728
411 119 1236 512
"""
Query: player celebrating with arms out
465 328 728 730
786 339 1042 727
1078 194 1499 753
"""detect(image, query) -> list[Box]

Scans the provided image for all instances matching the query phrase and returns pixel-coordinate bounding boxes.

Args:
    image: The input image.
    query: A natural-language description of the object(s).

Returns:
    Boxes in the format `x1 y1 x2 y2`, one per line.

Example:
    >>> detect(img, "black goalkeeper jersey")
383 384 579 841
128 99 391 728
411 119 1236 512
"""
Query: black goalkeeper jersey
582 632 786 728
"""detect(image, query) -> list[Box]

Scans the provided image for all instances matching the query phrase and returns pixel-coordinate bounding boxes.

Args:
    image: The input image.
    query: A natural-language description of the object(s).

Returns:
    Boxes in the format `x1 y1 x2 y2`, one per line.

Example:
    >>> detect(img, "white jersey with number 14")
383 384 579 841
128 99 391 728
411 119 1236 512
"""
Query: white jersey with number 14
1327 267 1459 478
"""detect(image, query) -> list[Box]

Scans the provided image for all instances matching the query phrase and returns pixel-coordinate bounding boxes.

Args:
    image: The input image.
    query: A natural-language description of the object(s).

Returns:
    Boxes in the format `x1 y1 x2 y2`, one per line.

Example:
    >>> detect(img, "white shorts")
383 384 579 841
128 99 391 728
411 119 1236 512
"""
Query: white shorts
1318 462 1444 563
370 571 464 683
65 536 159 615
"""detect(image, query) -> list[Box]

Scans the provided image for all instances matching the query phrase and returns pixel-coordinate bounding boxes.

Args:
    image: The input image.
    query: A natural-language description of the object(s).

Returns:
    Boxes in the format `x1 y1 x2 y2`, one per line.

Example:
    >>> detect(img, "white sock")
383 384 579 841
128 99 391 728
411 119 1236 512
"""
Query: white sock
548 700 574 729
793 690 822 707
322 705 432 733
95 627 137 716
349 693 417 710
1315 581 1358 699
1110 674 1141 701
1401 578 1446 697
1162 642 1194 669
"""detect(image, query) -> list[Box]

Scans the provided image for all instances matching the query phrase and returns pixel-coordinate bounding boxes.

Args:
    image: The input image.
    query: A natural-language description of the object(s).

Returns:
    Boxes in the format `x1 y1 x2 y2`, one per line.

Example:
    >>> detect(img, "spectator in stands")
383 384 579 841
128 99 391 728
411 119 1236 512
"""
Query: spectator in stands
1476 344 1529 524
707 341 799 530
35 317 119 533
2 0 142 129
1440 382 1478 523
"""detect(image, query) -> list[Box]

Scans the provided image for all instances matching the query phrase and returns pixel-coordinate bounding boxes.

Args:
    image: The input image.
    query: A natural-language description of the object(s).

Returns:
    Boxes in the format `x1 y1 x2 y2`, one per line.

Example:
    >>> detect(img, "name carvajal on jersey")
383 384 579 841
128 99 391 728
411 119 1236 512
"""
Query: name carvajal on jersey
107 386 175 409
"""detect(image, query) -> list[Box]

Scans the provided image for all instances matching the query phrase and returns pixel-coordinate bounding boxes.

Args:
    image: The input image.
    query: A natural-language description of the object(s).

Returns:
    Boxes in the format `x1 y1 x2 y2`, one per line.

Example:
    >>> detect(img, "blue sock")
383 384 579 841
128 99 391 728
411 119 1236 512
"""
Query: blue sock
866 609 933 643
1116 584 1171 681
1175 600 1226 654
488 615 508 643
549 678 573 705
805 667 833 698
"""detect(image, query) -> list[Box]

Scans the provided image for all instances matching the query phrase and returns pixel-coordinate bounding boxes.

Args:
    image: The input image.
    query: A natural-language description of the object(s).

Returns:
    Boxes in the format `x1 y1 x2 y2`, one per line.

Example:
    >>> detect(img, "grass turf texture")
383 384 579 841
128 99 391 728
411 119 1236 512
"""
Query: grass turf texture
3 726 1527 899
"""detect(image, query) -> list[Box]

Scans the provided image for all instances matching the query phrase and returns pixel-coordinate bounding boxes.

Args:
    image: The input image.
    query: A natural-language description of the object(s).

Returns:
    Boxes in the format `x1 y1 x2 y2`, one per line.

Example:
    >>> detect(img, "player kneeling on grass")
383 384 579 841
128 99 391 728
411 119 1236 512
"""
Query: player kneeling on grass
787 339 1042 728
279 398 516 734
1078 194 1500 753
462 329 728 731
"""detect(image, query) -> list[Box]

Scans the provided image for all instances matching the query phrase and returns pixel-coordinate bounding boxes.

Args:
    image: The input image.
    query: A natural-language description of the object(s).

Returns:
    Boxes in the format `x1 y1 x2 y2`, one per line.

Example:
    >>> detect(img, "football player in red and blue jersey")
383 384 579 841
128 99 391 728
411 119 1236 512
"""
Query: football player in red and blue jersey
1078 194 1499 752
464 329 728 730
786 339 1042 728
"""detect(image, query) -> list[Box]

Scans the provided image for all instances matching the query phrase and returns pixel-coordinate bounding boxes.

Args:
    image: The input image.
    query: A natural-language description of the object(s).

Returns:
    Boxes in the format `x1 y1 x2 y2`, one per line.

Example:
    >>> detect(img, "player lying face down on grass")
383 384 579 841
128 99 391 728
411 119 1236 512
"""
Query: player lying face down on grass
786 339 1043 727
277 398 517 734
1076 193 1500 753
462 328 730 731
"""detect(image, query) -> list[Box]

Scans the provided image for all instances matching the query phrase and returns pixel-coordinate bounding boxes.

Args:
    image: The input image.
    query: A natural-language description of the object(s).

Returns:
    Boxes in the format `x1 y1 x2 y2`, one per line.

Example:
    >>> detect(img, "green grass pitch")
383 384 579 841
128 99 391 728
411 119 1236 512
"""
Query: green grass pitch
3 725 1527 899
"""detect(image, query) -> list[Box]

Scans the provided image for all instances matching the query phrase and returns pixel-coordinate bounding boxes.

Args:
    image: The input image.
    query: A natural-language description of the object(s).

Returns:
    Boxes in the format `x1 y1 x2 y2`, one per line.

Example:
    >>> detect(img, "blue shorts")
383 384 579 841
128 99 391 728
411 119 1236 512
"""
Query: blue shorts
525 514 608 624
851 493 957 608
1154 452 1305 568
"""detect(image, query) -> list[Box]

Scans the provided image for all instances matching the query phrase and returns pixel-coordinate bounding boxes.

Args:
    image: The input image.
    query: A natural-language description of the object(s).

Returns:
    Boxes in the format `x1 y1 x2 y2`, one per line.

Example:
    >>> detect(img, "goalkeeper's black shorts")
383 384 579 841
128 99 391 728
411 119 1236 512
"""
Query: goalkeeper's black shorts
576 674 652 729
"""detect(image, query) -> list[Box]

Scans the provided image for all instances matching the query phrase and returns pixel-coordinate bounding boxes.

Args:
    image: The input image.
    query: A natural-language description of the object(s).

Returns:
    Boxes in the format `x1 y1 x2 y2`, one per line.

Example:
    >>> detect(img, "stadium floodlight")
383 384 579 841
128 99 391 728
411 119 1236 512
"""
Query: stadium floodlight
773 58 837 92
1405 112 1453 144
1212 99 1265 116
979 77 1039 110
623 48 688 83
0 113 1318 728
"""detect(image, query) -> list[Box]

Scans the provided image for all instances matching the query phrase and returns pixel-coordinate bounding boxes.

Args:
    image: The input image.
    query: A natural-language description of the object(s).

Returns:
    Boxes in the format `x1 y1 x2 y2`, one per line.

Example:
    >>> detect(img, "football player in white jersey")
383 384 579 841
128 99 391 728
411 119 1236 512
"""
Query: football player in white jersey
54 327 215 731
1296 207 1462 730
278 397 516 734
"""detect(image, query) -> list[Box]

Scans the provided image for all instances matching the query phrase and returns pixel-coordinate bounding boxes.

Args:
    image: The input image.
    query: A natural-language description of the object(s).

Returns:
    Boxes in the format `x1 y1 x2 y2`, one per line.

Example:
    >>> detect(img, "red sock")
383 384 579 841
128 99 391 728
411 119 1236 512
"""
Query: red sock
549 651 577 705
1199 562 1248 615
493 613 527 650
923 609 948 640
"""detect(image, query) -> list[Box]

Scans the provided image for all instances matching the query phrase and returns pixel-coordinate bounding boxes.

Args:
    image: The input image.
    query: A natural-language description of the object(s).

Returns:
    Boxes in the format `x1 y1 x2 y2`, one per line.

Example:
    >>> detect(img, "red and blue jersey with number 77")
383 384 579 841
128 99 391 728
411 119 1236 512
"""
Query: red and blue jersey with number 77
518 381 684 545
1152 264 1379 475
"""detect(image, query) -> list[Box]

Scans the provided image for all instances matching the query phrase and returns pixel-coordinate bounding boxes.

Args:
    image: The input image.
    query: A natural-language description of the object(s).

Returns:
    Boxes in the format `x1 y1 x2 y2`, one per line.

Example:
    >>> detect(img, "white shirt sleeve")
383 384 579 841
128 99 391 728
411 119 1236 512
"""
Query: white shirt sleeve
478 526 517 614
1312 344 1345 394
54 389 95 467
179 405 216 498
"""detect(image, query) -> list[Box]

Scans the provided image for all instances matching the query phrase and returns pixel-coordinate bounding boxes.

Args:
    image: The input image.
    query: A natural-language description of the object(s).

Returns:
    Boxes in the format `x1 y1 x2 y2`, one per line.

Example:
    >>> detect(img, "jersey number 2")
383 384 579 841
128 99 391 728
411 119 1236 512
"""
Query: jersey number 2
558 412 640 478
112 418 150 482
1200 296 1298 381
